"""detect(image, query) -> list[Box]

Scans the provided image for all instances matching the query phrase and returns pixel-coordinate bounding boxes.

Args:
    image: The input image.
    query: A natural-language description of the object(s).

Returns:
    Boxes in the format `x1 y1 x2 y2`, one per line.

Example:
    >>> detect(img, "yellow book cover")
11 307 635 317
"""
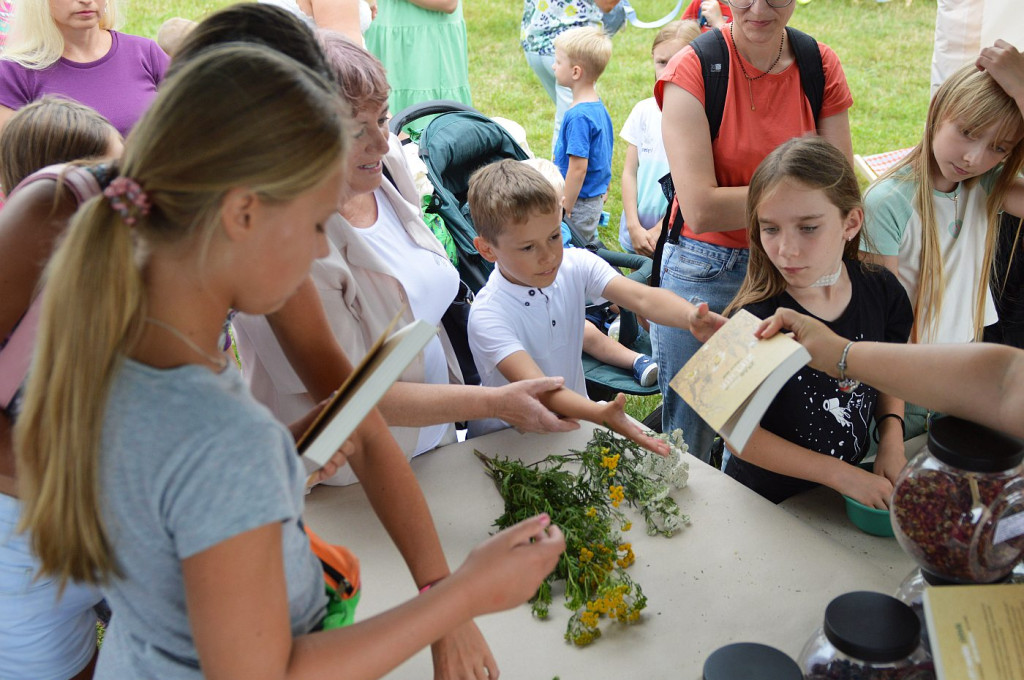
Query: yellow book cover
669 309 810 454
924 583 1024 680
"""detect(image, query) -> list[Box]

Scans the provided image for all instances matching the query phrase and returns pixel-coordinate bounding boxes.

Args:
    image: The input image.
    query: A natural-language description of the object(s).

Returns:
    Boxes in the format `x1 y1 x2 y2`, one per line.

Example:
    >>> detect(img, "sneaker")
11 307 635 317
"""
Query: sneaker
632 355 659 387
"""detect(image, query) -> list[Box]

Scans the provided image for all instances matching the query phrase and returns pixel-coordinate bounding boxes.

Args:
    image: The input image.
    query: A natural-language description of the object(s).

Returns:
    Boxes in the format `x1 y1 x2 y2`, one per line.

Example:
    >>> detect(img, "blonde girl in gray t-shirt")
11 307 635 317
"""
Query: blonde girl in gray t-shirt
13 45 563 680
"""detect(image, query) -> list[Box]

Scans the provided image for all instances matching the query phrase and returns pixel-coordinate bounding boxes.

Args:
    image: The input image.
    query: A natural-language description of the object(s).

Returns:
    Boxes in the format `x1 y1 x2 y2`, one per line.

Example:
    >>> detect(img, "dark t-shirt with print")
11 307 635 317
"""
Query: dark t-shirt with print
724 261 913 503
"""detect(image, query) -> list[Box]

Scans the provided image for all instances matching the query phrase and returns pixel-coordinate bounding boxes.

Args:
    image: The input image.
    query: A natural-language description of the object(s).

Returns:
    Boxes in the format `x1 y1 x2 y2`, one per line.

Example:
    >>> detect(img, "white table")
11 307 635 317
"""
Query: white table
305 425 917 679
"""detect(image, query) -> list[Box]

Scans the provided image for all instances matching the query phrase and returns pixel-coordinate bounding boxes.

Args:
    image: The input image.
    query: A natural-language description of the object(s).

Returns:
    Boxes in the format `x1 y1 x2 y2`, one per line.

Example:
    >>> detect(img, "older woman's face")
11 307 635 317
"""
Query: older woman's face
344 100 391 197
49 0 105 31
730 0 794 45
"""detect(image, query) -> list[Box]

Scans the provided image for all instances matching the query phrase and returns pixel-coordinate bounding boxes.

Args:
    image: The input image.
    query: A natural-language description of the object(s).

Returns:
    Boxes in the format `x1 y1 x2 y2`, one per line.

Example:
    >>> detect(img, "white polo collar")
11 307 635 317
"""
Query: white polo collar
489 264 560 307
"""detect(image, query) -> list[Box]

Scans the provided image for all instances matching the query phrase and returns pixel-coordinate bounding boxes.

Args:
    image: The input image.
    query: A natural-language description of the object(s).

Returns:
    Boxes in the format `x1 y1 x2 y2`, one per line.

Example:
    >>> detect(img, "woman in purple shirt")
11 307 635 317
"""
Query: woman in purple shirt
0 0 168 136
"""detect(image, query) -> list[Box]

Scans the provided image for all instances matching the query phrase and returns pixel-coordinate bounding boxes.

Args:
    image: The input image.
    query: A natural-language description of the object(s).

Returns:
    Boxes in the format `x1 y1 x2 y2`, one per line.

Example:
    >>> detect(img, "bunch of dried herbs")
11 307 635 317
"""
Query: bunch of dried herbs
475 428 690 646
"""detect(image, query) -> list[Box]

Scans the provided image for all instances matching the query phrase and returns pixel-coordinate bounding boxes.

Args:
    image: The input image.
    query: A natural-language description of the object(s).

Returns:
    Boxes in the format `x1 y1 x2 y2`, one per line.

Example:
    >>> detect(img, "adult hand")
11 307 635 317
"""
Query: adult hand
596 393 670 456
496 377 581 434
756 308 848 377
431 621 497 680
455 514 564 616
836 464 894 510
688 301 727 343
976 39 1024 106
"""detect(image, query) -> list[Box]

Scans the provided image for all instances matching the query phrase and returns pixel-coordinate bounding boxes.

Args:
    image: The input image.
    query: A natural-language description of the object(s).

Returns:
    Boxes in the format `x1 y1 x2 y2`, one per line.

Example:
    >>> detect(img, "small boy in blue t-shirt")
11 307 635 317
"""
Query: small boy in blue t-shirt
552 25 614 246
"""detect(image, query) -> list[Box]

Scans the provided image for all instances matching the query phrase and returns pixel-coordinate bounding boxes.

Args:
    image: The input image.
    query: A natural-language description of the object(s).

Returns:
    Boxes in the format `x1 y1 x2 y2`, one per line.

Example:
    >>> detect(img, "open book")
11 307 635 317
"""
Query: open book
924 583 1024 680
669 309 810 454
296 311 437 475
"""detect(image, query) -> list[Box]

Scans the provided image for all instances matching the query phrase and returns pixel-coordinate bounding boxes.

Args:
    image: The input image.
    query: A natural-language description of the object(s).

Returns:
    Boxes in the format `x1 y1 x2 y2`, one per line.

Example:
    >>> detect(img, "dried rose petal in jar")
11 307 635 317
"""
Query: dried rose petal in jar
891 417 1024 584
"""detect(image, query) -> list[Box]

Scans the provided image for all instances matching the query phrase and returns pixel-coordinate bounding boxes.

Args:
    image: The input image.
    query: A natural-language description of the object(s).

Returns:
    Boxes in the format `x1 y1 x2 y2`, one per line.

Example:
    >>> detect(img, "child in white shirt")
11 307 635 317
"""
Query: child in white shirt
466 159 726 453
619 20 700 255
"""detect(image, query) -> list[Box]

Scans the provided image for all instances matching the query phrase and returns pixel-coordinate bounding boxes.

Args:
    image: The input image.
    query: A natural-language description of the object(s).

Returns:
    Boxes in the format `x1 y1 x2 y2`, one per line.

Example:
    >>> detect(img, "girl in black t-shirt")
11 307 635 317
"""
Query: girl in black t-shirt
721 137 913 507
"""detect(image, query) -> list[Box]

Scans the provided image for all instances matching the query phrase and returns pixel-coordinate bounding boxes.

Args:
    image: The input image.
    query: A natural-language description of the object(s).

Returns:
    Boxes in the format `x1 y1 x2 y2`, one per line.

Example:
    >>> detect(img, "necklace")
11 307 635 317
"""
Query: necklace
809 261 843 288
730 22 786 111
145 317 228 371
949 184 963 238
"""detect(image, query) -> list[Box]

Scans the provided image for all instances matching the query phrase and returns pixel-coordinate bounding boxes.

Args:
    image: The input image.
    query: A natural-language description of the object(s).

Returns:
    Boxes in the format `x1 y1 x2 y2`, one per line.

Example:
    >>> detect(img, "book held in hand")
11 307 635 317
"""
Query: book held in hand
669 309 810 454
924 583 1024 680
296 312 436 475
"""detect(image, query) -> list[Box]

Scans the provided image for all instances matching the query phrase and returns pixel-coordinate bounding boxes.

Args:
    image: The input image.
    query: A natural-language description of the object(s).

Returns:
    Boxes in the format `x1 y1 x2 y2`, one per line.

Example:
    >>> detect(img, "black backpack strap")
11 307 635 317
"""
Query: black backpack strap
786 26 825 125
690 27 730 142
651 170 685 288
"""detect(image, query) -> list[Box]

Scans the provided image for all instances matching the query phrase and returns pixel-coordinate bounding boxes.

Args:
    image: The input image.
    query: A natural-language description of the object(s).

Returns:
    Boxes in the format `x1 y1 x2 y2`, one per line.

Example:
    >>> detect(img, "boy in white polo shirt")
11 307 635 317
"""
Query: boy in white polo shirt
466 160 726 453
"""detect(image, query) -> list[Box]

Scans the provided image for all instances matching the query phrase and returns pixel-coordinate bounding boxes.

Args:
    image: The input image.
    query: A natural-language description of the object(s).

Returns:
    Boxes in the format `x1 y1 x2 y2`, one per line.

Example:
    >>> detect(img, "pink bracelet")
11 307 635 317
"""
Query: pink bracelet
418 577 444 594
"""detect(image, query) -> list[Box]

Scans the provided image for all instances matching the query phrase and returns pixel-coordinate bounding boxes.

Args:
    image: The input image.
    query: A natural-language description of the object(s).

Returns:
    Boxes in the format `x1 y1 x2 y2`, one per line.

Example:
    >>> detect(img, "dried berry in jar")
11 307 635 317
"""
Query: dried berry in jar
805 659 935 680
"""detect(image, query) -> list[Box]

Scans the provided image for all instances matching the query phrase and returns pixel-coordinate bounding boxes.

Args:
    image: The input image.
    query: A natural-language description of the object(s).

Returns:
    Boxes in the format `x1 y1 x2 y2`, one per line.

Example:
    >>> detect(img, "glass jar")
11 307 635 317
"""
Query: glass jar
703 642 801 680
798 591 935 680
893 567 972 655
890 416 1024 584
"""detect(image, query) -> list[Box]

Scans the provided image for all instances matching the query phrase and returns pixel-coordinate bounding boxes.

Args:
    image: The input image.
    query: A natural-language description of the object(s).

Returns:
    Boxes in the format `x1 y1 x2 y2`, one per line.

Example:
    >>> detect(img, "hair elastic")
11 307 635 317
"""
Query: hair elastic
104 176 151 225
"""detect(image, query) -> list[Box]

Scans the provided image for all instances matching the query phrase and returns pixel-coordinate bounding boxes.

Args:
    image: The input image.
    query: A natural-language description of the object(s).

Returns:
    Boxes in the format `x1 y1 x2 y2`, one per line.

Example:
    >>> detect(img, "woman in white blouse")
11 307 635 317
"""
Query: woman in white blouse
232 32 575 485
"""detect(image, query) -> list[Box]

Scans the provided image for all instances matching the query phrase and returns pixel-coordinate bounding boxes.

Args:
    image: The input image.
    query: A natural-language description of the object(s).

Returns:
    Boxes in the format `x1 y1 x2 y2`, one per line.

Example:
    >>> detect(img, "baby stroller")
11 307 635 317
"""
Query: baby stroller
390 101 660 412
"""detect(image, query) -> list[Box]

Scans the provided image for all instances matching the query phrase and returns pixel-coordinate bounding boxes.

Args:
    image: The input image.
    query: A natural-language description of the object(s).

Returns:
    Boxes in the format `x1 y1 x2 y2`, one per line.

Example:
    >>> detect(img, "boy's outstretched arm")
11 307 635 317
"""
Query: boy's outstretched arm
602 276 727 343
496 350 670 456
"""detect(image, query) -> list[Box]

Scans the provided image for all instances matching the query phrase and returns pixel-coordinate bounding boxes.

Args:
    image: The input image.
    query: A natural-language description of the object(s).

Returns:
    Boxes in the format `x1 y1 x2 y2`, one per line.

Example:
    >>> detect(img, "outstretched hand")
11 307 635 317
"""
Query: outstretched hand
756 308 848 377
596 393 670 456
496 377 581 434
455 514 565 617
976 39 1024 106
688 301 727 343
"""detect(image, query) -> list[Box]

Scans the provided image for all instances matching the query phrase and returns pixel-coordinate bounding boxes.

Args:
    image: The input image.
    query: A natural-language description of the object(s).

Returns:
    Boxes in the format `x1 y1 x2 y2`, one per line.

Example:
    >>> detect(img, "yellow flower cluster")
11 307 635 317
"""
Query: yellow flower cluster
616 543 635 569
608 484 625 508
568 582 644 645
621 521 632 532
579 546 594 563
585 506 597 518
600 453 620 477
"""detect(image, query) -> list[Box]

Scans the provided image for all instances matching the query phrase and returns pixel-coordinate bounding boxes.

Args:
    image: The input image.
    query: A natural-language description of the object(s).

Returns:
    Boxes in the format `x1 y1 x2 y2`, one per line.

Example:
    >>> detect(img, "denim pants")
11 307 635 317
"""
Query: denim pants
523 49 573 146
652 238 749 463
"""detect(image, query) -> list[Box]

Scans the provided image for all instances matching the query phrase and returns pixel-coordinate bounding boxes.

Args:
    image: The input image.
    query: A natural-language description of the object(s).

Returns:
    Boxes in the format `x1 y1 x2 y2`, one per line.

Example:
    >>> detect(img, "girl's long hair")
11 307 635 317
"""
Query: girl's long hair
14 44 347 588
3 0 119 69
725 137 864 316
869 63 1024 342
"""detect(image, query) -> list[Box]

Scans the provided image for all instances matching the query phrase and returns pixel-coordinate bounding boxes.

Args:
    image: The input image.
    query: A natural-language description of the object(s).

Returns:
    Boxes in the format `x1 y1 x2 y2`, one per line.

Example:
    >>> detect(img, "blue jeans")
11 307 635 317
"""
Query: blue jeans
523 49 573 147
652 238 749 463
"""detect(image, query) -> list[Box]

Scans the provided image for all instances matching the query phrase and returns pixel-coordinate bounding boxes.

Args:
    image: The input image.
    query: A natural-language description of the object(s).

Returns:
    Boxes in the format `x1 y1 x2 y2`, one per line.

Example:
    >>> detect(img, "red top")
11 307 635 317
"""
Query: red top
654 26 853 249
680 0 733 31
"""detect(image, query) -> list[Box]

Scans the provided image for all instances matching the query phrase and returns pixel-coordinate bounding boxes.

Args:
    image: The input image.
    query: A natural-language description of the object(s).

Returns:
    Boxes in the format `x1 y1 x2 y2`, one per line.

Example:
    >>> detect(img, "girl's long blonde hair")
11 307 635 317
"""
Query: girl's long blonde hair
3 0 119 69
726 137 864 316
14 44 347 588
871 63 1024 342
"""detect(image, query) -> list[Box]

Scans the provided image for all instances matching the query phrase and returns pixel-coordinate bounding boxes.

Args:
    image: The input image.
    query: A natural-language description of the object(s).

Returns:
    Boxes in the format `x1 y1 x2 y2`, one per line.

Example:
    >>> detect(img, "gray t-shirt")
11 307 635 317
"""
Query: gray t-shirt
95 360 325 679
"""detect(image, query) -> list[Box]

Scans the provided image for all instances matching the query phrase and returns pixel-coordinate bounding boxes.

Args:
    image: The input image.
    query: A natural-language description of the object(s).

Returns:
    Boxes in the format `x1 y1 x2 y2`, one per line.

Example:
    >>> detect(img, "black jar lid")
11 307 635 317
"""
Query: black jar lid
823 592 920 662
703 642 802 680
927 416 1024 472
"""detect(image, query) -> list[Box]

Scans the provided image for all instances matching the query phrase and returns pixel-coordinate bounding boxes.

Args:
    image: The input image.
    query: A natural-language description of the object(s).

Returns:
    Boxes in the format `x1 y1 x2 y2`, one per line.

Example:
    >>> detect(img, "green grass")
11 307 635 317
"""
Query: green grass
121 0 937 422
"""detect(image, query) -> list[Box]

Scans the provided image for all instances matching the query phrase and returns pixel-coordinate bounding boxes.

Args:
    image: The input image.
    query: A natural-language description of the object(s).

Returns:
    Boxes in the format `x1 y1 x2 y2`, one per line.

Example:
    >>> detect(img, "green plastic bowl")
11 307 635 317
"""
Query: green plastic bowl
843 495 894 537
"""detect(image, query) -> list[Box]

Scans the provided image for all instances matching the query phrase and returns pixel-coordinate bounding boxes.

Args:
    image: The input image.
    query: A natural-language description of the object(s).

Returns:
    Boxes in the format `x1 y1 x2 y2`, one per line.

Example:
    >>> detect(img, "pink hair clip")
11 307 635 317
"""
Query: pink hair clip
103 176 151 226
